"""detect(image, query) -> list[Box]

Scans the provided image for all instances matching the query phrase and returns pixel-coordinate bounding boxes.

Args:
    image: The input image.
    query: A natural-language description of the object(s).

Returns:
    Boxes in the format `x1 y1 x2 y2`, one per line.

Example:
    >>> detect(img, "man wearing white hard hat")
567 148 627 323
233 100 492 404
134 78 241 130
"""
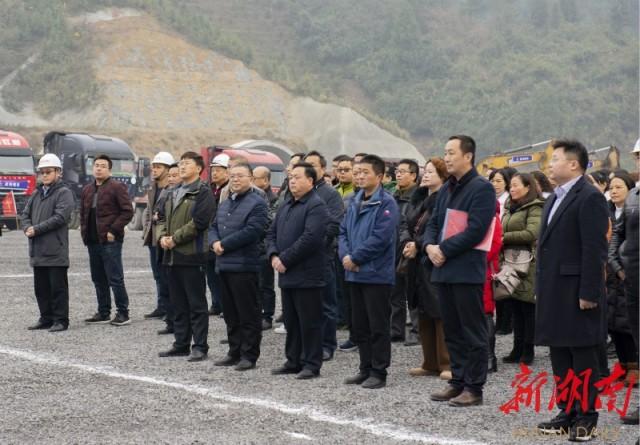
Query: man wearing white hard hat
20 154 75 332
206 153 230 316
142 151 176 332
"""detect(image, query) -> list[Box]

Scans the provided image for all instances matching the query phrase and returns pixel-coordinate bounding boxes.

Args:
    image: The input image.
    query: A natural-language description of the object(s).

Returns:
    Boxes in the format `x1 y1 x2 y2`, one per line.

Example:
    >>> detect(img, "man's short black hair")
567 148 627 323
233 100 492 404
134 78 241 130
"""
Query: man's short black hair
292 161 317 183
304 150 327 168
552 139 589 171
94 154 112 169
360 154 386 176
291 152 306 161
354 152 368 158
169 163 179 169
333 154 352 163
398 158 420 181
448 135 477 165
180 151 205 173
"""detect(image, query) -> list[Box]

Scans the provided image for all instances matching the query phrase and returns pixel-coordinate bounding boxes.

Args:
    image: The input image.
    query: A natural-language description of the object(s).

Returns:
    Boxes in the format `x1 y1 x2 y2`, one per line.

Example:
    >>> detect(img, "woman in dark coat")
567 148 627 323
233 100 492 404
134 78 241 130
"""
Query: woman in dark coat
403 158 451 380
606 172 638 386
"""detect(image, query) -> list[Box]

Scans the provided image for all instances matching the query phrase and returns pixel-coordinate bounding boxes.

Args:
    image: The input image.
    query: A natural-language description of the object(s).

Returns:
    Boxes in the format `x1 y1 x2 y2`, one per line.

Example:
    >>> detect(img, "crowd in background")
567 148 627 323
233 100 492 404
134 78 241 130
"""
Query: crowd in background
18 136 640 443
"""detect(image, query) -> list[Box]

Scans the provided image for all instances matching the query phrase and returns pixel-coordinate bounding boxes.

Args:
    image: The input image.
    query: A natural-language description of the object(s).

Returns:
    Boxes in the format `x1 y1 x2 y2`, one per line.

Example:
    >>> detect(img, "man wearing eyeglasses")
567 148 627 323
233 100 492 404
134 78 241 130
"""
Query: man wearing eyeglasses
21 154 74 332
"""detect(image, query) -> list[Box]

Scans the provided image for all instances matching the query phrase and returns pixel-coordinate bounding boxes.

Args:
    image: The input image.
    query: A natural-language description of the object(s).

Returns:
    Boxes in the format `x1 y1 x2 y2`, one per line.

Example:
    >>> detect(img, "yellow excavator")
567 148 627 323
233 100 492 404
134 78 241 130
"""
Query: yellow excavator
476 140 620 177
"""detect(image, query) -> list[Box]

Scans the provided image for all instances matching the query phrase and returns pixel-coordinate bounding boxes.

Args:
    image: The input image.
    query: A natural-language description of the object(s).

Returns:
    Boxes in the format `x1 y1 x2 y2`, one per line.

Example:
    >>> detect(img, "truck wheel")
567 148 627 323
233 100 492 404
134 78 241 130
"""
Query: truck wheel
128 207 144 231
68 209 80 230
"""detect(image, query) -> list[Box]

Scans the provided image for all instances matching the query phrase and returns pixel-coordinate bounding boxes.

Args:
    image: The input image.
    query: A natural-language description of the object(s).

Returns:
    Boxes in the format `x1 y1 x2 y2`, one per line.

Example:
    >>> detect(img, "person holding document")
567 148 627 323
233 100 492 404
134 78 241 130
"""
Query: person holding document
422 135 496 407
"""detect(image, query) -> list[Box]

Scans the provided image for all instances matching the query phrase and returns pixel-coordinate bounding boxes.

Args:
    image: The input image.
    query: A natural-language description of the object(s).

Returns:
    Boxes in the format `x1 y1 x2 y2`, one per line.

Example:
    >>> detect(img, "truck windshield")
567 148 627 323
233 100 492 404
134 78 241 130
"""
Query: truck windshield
0 155 34 174
85 157 135 176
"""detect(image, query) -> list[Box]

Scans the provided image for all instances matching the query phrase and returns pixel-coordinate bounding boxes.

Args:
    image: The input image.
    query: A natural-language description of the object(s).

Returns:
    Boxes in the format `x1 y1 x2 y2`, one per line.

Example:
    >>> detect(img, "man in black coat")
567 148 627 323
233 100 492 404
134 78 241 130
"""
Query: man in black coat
422 135 495 407
267 162 329 379
304 151 344 361
20 154 74 332
209 163 269 370
535 140 609 442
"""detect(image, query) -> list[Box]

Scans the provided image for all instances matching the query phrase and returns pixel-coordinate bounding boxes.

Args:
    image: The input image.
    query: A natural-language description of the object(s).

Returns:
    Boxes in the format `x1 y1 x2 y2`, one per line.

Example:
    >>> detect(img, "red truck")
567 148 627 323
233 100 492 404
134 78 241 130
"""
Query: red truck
199 145 286 193
0 130 36 230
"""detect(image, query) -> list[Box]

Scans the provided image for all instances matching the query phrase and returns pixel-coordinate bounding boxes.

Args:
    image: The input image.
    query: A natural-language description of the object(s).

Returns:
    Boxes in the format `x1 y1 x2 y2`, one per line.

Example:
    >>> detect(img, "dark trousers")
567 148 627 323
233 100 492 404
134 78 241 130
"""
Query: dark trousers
282 287 324 373
390 274 407 339
33 266 69 327
611 331 639 363
511 299 535 357
168 265 209 353
437 283 488 395
219 271 262 363
148 246 170 313
321 256 338 354
496 299 513 332
87 242 129 316
206 255 223 313
625 273 640 350
351 283 392 379
258 256 275 321
549 345 600 422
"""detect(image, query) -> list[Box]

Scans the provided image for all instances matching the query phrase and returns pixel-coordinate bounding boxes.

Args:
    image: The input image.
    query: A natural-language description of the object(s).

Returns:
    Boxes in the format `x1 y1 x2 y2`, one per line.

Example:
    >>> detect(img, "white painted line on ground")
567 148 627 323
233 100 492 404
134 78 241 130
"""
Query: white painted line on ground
285 431 314 441
0 345 485 445
0 270 151 279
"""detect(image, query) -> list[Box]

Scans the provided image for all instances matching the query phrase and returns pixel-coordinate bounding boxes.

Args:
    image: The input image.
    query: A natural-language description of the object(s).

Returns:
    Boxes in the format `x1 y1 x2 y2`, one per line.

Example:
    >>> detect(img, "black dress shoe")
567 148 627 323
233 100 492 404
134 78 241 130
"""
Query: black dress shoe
344 373 369 385
234 359 256 371
28 320 52 330
158 347 190 357
208 307 222 316
214 356 241 366
361 376 386 389
144 308 166 319
271 365 301 375
48 323 67 332
568 417 597 442
390 336 404 343
261 319 272 331
296 369 319 380
187 349 208 362
157 327 174 335
537 411 575 434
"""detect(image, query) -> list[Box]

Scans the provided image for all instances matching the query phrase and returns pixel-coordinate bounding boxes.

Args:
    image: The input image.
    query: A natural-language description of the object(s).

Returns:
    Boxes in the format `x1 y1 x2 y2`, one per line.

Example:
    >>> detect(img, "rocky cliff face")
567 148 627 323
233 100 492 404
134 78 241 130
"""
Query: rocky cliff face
1 9 423 162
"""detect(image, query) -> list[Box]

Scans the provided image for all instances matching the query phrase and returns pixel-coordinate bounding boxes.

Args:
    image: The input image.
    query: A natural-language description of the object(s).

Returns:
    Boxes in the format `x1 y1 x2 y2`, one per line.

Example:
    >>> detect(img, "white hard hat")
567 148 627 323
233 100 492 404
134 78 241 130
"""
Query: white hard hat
152 151 175 166
37 153 62 170
211 153 230 168
632 139 640 154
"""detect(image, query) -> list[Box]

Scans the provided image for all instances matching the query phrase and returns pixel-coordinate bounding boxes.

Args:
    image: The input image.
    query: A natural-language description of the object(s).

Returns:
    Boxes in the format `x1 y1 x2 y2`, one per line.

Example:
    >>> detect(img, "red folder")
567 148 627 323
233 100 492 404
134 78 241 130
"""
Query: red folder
441 208 495 252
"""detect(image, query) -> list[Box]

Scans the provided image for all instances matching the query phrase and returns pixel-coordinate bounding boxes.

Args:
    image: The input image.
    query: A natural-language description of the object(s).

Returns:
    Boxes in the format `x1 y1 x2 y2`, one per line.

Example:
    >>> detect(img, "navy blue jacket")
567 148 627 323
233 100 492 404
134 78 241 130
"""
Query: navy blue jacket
209 188 269 273
421 168 495 284
338 186 399 285
266 189 328 288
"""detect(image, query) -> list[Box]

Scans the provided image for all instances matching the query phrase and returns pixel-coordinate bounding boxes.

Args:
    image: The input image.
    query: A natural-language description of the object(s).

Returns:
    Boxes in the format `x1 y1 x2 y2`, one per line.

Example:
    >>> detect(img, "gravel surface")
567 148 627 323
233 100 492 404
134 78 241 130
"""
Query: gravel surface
0 230 637 444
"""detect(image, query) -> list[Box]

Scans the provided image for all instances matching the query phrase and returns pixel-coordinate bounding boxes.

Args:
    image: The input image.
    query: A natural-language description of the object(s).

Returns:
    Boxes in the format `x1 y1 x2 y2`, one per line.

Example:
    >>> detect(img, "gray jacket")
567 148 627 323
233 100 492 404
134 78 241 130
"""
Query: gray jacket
20 180 74 267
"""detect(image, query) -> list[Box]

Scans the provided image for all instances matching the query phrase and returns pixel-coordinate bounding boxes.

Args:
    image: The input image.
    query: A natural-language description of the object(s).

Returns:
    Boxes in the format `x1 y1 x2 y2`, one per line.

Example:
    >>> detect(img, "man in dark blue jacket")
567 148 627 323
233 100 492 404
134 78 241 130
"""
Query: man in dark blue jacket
339 154 399 389
267 162 329 379
304 151 344 361
422 135 495 407
209 163 269 371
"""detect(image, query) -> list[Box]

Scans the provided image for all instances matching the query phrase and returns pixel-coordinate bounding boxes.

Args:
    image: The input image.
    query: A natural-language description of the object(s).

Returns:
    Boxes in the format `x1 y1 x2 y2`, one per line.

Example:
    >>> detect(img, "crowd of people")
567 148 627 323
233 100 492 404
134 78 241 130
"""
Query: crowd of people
18 136 640 442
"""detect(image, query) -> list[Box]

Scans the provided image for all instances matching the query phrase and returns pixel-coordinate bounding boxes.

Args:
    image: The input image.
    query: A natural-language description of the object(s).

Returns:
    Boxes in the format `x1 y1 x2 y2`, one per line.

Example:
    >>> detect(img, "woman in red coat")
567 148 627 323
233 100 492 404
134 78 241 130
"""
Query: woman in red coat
484 201 503 373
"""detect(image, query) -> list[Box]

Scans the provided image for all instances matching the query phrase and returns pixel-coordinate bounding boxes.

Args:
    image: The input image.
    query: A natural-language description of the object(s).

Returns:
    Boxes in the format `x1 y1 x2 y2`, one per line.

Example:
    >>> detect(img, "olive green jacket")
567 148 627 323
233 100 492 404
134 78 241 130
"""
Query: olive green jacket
156 179 215 266
501 198 544 303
